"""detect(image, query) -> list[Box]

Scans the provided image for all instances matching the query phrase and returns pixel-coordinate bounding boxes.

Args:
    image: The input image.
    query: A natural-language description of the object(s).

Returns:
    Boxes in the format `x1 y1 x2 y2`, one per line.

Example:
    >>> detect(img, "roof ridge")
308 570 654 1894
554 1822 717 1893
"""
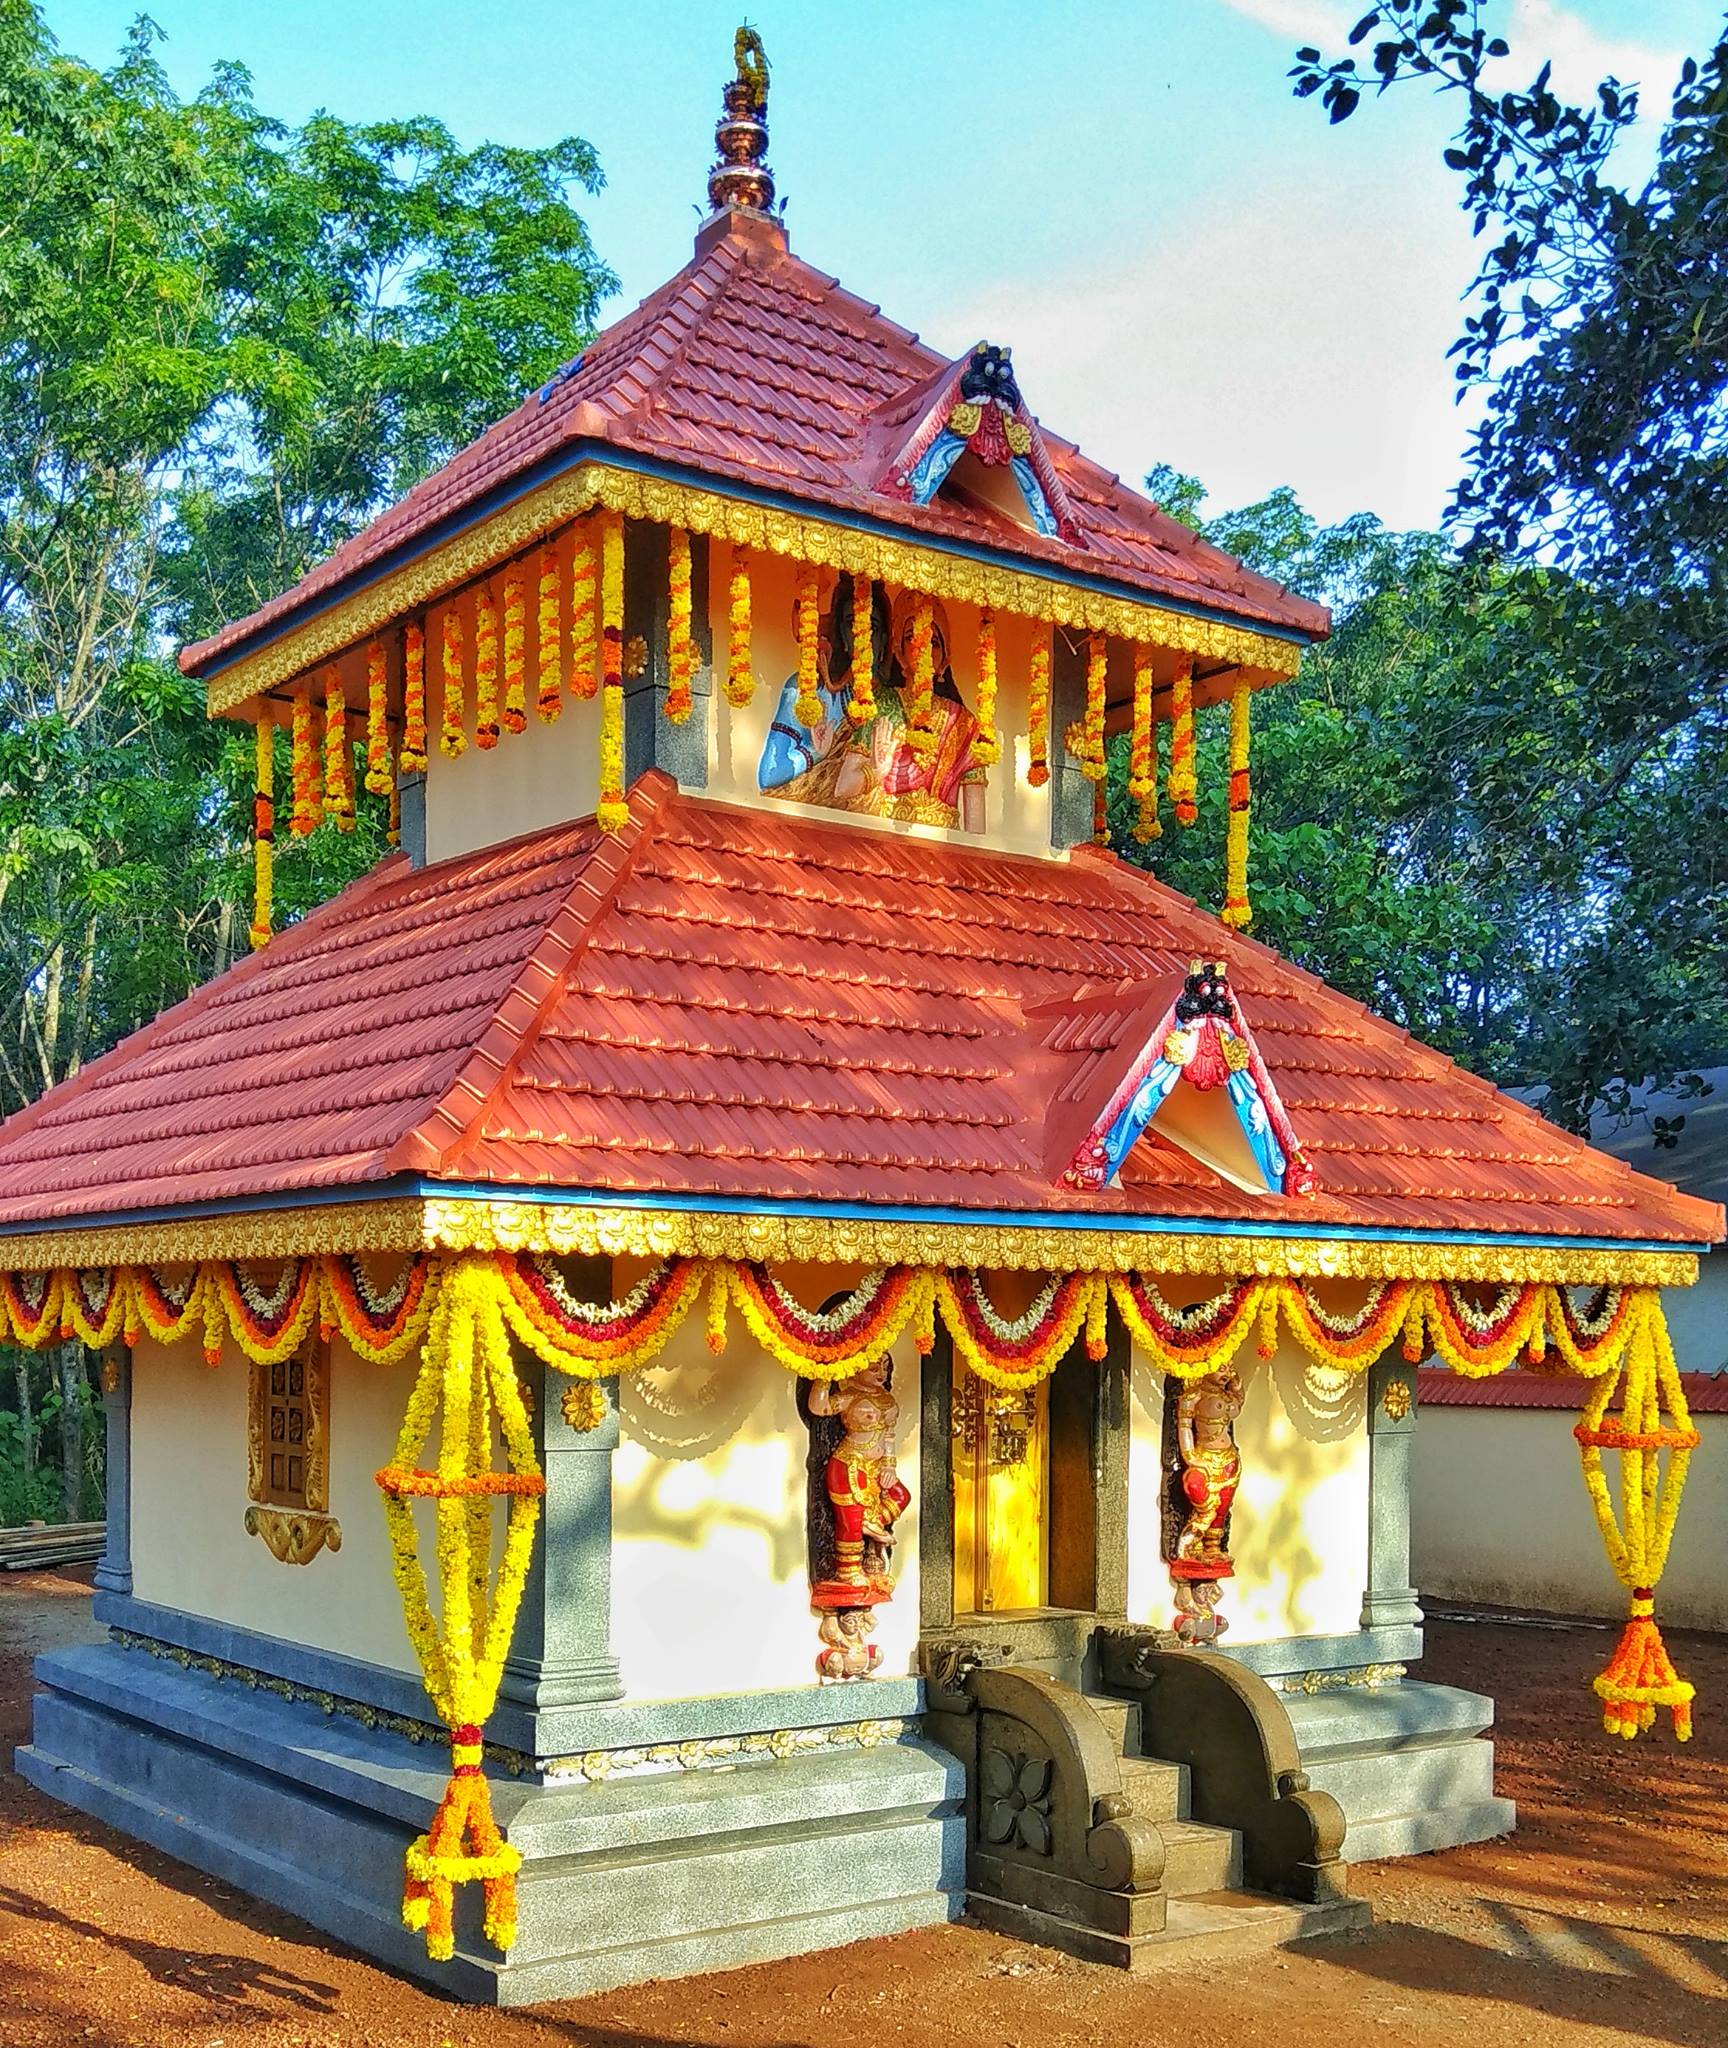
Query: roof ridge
387 773 675 1175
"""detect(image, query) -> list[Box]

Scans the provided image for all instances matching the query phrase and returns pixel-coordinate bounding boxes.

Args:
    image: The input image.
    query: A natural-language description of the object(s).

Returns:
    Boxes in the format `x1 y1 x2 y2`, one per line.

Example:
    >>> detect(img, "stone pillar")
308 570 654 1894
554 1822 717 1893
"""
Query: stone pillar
1359 1356 1422 1631
93 1345 132 1598
397 769 427 868
1048 627 1092 850
623 518 711 790
498 1306 626 1715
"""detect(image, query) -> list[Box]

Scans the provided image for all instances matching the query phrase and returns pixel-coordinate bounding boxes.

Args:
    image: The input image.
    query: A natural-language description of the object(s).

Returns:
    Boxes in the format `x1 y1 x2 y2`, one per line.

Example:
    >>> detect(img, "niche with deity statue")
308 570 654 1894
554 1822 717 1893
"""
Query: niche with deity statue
1160 1365 1244 1647
798 1355 910 1680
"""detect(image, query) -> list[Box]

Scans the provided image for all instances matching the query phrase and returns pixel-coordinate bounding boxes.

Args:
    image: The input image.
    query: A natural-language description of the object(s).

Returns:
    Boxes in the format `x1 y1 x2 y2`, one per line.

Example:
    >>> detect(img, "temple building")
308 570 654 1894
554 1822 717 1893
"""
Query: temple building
5 32 1716 2005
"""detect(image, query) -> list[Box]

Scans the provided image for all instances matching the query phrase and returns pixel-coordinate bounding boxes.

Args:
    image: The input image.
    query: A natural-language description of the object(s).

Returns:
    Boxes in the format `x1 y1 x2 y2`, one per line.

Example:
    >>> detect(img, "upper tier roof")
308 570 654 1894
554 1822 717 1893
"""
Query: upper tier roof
180 216 1328 682
0 773 1713 1251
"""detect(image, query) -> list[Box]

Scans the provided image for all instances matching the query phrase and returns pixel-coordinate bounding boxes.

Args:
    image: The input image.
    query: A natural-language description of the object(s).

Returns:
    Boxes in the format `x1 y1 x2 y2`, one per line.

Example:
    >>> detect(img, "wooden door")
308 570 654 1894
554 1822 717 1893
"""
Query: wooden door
951 1364 1049 1613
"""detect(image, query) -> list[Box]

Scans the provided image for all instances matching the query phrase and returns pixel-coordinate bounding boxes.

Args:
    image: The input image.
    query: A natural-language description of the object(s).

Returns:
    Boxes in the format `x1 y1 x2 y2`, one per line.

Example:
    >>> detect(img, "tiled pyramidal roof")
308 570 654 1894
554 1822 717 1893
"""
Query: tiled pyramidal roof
182 219 1327 678
0 775 1715 1245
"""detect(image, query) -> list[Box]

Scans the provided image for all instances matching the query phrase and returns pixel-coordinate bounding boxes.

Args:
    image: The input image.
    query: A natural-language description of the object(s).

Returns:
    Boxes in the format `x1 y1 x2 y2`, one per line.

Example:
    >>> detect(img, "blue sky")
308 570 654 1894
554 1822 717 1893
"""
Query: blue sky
44 0 1718 531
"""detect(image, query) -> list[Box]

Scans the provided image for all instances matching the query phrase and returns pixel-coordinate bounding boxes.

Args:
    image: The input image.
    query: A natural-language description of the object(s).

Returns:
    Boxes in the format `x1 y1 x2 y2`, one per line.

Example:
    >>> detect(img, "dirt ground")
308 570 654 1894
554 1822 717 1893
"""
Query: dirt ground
0 1571 1723 2048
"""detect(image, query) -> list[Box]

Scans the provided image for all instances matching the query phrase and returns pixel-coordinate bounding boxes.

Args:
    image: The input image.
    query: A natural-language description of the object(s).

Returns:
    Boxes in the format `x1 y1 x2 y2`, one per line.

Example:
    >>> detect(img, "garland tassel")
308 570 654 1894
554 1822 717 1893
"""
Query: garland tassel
666 526 696 723
322 668 355 832
1027 627 1052 788
440 605 467 758
535 546 561 723
597 509 628 833
501 565 527 735
364 639 391 797
793 563 822 729
1221 670 1253 929
1169 653 1197 826
726 549 755 708
847 572 875 725
400 620 428 774
290 685 319 836
249 713 274 951
569 523 599 700
1129 644 1160 843
905 596 936 757
1082 631 1107 783
474 583 501 750
973 608 1001 766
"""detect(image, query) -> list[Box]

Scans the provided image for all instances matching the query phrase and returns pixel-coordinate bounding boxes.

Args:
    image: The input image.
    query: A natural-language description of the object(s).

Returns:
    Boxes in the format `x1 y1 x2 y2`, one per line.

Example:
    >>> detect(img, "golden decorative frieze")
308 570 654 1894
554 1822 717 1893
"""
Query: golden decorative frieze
200 460 1306 717
0 1198 425 1273
243 1505 342 1566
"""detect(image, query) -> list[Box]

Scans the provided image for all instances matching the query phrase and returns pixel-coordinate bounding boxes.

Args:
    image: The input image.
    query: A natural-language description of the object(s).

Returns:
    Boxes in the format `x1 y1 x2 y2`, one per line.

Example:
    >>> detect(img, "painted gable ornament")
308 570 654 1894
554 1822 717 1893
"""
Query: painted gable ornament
1064 959 1316 1197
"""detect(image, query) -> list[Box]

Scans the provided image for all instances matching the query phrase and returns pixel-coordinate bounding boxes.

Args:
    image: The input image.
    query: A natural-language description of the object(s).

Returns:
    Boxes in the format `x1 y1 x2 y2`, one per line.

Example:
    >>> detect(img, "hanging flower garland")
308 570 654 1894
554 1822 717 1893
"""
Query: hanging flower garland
1109 1274 1266 1378
249 713 274 953
972 609 1001 767
1575 1301 1697 1740
905 596 936 757
474 584 501 750
1027 628 1052 788
290 686 319 836
568 523 599 701
1168 653 1197 826
1129 645 1160 844
495 1254 708 1375
321 1253 434 1366
535 546 561 723
1221 671 1253 930
439 606 467 758
666 526 696 724
364 640 392 798
400 621 428 775
1274 1279 1415 1367
60 1268 127 1349
847 572 876 726
322 670 355 833
793 563 822 729
597 509 628 833
936 1271 1101 1388
501 566 528 736
727 1263 935 1380
726 549 754 709
1082 631 1108 783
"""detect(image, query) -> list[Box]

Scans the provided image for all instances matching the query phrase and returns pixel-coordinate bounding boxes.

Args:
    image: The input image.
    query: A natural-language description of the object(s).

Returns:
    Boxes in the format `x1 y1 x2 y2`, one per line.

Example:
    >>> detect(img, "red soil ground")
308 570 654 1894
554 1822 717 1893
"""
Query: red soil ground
0 1569 1722 2048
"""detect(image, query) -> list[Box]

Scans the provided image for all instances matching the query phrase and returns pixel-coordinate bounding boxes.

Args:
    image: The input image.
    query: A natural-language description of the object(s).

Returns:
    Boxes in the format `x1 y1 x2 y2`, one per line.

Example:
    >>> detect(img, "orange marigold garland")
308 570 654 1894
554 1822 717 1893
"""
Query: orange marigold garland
364 640 391 797
905 596 936 756
1027 627 1052 787
725 550 755 708
568 523 599 700
439 607 467 758
535 546 561 722
597 509 628 833
1082 631 1107 783
1168 653 1197 825
249 713 274 952
972 609 1001 766
1221 671 1253 930
666 525 696 724
793 563 822 729
322 669 355 832
1129 644 1160 843
474 584 500 750
501 566 527 736
400 621 428 775
290 686 319 835
846 572 875 725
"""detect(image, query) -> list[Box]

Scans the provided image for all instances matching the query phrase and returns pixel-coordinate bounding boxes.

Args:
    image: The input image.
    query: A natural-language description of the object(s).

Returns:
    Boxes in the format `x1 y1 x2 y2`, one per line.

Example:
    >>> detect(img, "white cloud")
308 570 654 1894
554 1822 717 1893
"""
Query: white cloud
1504 1 1683 105
1213 0 1351 41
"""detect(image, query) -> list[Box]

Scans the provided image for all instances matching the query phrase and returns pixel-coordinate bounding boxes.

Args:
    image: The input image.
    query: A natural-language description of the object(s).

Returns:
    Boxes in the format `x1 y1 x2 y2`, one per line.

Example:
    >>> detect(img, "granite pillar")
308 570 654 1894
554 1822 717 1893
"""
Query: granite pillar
93 1345 131 1598
1048 626 1093 850
1360 1355 1423 1631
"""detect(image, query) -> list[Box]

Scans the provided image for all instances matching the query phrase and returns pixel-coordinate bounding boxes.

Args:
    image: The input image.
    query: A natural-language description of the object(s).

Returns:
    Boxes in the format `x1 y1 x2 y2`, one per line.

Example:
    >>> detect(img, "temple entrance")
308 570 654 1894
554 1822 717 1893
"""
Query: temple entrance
950 1370 1049 1612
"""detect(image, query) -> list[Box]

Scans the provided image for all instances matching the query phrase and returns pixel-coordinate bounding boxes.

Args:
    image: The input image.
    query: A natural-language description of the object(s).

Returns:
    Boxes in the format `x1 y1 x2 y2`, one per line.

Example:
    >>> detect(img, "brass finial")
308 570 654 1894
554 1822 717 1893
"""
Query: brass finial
707 25 775 217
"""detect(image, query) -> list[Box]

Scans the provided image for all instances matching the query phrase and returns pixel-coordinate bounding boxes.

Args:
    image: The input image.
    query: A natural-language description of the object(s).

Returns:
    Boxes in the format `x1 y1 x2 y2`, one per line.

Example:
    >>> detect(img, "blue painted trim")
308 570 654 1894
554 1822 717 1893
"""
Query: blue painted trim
194 441 1313 685
0 1173 1705 1260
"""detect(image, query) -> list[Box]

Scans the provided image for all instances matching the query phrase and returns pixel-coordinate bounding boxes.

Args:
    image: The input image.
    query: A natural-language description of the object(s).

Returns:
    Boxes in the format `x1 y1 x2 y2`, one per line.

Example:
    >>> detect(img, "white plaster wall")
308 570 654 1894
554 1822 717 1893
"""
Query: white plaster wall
610 1262 922 1702
422 540 1062 865
1126 1335 1370 1645
1412 1407 1728 1631
128 1334 419 1674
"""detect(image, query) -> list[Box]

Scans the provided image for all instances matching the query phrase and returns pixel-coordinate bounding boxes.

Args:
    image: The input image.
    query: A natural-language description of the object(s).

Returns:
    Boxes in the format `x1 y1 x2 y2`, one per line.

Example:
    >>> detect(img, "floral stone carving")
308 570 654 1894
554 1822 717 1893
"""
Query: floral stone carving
980 1747 1054 1855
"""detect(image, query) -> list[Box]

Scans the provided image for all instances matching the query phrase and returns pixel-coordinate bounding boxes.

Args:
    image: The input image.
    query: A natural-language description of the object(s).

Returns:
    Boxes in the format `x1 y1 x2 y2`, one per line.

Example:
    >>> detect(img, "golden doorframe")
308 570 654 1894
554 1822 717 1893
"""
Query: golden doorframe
950 1366 1049 1614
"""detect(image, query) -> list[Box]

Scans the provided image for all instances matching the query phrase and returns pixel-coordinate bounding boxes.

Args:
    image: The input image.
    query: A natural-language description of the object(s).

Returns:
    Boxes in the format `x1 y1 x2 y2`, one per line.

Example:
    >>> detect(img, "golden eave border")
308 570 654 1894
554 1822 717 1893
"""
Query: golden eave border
199 460 1306 717
0 1194 1700 1289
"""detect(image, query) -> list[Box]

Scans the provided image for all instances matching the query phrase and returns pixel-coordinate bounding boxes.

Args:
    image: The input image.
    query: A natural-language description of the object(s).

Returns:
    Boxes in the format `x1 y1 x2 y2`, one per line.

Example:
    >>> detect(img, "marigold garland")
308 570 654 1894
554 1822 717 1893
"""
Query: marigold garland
905 596 936 757
363 640 391 799
667 526 696 724
400 620 428 774
1168 653 1197 826
793 563 822 730
1221 671 1253 930
474 584 501 750
535 546 561 722
1082 631 1108 783
847 572 876 725
972 609 1001 767
568 524 599 701
249 714 274 952
322 670 355 832
439 606 467 758
725 550 755 709
597 510 628 833
1129 644 1160 844
501 566 528 736
1027 628 1052 787
290 687 319 836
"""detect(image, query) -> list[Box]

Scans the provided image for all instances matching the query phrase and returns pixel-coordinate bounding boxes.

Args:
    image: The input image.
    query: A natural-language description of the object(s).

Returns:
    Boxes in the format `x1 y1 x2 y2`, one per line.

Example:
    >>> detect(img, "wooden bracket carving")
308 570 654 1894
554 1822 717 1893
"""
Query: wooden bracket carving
243 1505 342 1566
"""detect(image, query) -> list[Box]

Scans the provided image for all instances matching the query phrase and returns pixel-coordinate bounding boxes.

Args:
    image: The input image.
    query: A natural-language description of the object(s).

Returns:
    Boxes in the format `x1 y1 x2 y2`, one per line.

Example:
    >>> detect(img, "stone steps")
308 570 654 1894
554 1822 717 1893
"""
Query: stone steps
1085 1696 1245 1900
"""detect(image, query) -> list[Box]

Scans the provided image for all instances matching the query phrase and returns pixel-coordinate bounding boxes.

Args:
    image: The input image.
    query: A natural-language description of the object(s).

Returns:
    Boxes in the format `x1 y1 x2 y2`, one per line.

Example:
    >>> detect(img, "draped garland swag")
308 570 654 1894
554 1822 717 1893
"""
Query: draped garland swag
3 1247 1696 1958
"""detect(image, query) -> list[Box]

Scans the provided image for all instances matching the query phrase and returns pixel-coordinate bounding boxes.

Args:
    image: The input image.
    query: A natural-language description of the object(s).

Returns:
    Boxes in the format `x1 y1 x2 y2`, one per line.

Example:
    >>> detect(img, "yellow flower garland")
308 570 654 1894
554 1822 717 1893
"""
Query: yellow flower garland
973 609 1001 766
535 546 561 723
597 509 628 833
501 565 527 736
322 669 355 832
400 620 428 775
1129 644 1160 844
1027 628 1052 788
1168 653 1197 826
439 606 466 758
726 550 755 708
847 572 875 725
249 713 274 952
667 525 696 723
568 523 599 701
474 584 500 750
793 563 822 729
905 597 936 757
290 686 319 836
1221 670 1252 930
364 640 391 798
1082 631 1107 783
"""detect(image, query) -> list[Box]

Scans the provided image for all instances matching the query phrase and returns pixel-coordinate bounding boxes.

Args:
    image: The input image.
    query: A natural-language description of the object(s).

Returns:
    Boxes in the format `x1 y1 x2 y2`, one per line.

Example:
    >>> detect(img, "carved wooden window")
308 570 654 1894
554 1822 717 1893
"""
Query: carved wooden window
245 1336 340 1563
